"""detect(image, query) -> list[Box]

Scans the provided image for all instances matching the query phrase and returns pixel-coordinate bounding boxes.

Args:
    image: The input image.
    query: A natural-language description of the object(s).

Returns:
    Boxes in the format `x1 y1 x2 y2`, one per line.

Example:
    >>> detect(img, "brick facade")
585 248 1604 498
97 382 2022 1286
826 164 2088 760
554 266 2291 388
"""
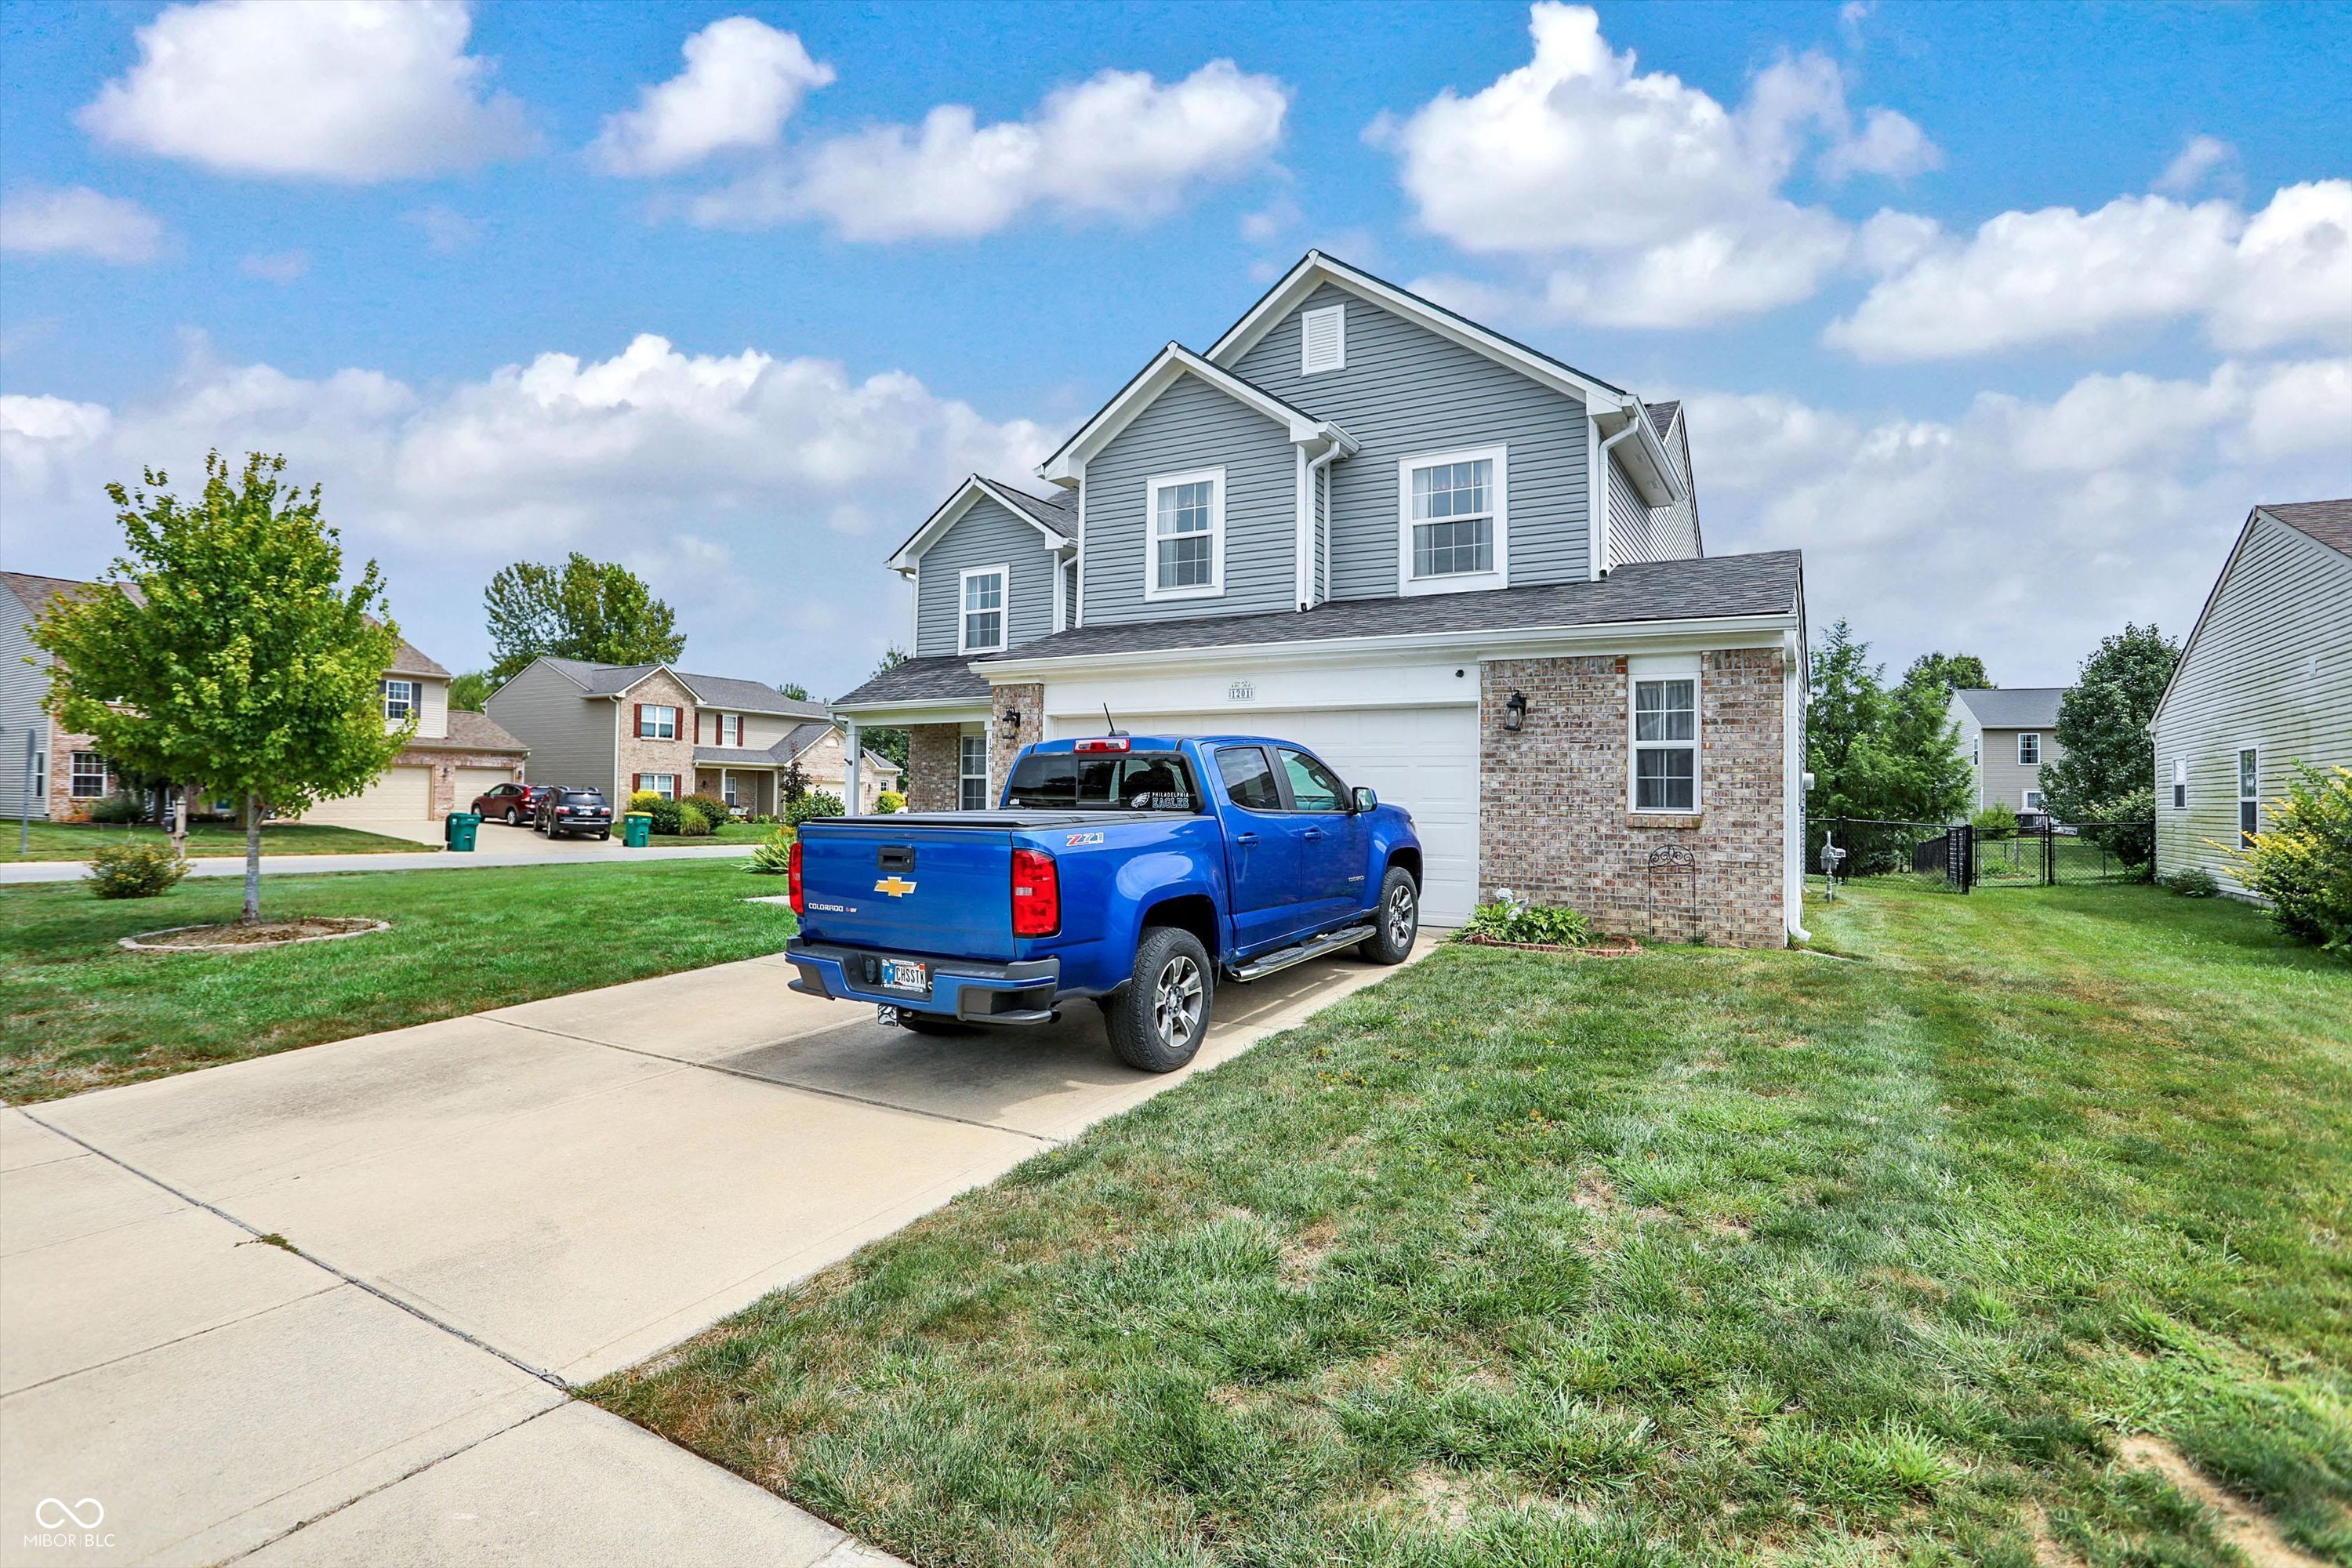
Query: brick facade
411 748 525 819
616 670 701 797
1480 648 1787 947
987 684 1044 806
44 729 107 822
905 724 963 812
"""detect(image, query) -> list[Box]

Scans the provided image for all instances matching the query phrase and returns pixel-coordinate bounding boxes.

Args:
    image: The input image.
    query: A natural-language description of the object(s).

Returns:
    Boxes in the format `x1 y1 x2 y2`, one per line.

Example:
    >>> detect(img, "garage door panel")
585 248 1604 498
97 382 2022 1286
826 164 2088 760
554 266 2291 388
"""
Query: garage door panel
452 768 516 806
305 765 431 825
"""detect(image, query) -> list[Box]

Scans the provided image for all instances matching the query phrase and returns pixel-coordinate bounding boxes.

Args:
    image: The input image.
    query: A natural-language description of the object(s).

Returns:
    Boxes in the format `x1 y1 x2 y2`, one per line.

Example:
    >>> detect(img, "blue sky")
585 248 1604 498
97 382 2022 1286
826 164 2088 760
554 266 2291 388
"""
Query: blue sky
4 1 2347 695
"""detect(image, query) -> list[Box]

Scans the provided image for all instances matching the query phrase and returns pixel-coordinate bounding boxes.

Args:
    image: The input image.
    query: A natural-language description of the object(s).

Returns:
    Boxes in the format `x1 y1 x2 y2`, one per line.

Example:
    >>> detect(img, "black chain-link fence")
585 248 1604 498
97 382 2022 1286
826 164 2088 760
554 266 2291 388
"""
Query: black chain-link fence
1810 815 2156 893
1813 818 1974 892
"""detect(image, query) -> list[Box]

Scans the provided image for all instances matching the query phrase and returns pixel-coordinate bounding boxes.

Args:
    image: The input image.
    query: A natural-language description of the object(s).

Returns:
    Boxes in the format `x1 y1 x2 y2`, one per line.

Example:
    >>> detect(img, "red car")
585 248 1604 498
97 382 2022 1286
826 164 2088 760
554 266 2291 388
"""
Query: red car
471 782 557 826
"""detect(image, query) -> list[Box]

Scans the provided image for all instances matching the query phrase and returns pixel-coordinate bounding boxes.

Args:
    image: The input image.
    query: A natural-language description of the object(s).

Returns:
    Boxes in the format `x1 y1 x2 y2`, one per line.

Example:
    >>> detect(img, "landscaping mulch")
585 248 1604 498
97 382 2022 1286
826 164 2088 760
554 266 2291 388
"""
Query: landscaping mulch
122 916 389 951
1455 932 1643 956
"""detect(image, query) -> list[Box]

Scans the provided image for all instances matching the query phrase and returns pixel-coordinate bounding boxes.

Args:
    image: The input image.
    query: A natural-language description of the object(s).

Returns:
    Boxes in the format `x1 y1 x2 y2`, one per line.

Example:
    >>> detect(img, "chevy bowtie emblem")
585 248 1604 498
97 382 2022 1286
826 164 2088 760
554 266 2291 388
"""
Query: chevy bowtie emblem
873 876 918 897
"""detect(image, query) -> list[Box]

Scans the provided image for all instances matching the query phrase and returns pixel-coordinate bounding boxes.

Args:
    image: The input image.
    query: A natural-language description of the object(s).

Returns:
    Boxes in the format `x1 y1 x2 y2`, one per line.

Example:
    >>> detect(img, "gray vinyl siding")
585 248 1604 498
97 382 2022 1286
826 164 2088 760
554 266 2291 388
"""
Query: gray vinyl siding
1644 423 1702 561
1977 728 2058 812
913 496 1061 657
1080 371 1299 626
0 583 48 818
1229 282 1591 596
1063 559 1078 631
485 661 618 797
2154 514 2352 893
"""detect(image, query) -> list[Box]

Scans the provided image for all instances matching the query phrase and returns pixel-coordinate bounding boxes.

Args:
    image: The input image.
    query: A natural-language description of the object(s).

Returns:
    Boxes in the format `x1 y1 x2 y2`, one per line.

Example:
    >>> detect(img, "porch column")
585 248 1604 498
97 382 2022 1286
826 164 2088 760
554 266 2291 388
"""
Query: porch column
844 719 862 815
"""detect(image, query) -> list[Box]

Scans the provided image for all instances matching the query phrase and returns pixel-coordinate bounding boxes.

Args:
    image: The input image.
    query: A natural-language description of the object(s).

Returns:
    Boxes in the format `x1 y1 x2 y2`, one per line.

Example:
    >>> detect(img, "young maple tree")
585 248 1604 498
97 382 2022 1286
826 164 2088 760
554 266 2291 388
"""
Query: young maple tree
34 452 408 923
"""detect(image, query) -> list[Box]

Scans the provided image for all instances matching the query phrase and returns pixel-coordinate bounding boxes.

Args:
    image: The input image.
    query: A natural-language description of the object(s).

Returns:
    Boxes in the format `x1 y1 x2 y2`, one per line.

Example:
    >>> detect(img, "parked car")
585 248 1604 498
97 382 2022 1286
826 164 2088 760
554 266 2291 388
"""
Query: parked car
783 734 1422 1073
535 787 613 840
472 782 557 826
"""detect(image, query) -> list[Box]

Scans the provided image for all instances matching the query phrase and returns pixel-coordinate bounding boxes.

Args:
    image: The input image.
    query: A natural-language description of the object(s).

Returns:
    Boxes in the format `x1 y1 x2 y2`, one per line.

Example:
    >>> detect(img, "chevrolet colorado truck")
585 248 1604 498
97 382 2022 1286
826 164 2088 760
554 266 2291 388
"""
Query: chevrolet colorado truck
782 734 1423 1072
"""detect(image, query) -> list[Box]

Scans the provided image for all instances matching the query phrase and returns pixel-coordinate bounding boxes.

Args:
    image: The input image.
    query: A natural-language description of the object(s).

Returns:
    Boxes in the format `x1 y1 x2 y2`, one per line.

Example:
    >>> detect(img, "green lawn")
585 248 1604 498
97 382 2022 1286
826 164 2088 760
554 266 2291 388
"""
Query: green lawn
593 882 2350 1567
650 821 786 846
0 860 790 1103
5 818 432 862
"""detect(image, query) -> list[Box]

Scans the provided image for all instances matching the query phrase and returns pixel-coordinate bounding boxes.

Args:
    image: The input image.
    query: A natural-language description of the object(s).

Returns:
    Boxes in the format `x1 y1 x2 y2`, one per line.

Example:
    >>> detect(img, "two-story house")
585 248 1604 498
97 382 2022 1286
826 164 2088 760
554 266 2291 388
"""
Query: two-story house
830 252 1808 945
1946 688 2068 817
2 570 524 831
487 656 901 813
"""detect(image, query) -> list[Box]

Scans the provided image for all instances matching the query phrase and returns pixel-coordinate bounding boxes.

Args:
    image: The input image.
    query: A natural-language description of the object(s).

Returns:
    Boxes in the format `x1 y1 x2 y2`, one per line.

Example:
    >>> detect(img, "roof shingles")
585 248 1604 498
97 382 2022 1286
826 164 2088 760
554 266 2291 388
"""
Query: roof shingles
2263 498 2352 557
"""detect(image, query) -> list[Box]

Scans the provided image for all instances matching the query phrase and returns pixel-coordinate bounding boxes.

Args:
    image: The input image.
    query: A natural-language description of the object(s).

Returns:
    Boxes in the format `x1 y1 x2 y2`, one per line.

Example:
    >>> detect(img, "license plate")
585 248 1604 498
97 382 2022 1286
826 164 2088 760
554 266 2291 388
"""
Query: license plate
880 958 929 995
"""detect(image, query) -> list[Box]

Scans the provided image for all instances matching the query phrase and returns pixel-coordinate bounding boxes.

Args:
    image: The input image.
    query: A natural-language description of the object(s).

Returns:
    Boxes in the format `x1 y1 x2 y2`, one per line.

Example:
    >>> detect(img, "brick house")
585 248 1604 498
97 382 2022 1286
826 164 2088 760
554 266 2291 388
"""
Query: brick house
829 253 1809 945
487 657 901 813
1 571 525 829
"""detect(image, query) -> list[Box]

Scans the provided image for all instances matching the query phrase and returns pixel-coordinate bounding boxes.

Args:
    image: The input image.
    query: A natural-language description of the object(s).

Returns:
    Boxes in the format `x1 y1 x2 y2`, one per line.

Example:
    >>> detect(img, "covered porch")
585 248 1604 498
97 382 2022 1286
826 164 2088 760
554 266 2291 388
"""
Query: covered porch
826 655 998 815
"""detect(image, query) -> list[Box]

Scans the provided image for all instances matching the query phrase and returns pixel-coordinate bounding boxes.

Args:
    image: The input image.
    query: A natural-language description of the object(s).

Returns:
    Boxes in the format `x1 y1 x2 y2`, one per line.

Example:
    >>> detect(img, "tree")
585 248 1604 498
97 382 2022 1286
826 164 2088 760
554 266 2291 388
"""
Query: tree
34 452 406 923
1904 652 1992 696
855 647 912 769
1806 621 1971 825
448 671 493 711
2040 623 2179 822
485 554 684 682
777 681 810 701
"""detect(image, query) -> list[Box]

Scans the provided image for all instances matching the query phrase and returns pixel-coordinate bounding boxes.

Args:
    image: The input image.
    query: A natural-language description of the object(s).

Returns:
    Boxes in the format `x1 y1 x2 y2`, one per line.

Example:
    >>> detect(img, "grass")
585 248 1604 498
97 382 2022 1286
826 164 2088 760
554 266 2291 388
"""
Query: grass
0 859 789 1103
5 818 431 862
593 881 2351 1567
649 821 786 846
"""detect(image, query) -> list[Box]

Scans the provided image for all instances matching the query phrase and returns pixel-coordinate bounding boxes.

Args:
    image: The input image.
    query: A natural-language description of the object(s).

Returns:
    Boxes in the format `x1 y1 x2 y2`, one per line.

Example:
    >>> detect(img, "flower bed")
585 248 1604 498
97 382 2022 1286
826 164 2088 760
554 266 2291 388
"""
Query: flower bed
1456 932 1642 958
121 916 390 952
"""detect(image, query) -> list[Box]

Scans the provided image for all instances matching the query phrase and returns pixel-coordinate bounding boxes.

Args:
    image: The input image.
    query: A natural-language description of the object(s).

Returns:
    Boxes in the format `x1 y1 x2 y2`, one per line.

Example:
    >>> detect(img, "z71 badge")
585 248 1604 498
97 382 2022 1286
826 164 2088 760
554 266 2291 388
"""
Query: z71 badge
1065 831 1105 847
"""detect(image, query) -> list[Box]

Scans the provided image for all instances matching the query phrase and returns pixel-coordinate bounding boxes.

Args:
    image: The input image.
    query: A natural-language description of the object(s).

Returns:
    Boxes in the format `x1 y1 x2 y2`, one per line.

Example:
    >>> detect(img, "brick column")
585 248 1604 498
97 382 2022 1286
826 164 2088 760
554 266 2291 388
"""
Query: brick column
904 725 962 812
987 683 1044 801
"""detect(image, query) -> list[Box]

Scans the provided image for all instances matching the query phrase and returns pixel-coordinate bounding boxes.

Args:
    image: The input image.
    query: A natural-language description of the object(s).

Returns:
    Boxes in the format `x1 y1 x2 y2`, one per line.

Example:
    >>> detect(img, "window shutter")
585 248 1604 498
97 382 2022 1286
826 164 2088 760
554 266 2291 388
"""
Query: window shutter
632 773 641 793
633 702 643 738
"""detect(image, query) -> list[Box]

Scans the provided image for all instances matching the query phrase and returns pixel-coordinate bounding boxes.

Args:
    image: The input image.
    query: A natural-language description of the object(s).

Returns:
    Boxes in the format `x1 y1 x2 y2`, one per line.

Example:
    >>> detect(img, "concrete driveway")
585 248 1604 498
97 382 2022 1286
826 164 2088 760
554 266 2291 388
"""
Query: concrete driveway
1 937 1432 1566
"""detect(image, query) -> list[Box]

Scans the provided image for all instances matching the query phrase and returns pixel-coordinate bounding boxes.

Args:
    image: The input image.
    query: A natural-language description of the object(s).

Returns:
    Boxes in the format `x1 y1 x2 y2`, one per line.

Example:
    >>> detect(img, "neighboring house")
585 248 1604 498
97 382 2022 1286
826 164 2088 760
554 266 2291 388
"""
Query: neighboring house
831 252 1808 946
1 571 525 828
487 656 901 812
1947 688 2068 815
2151 498 2352 895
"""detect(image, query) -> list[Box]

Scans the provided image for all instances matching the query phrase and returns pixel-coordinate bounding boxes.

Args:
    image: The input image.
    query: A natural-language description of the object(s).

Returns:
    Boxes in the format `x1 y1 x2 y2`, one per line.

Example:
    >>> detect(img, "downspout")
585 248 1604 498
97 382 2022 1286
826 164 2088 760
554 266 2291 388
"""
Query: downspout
1594 415 1643 579
1294 445 1311 611
1308 445 1342 608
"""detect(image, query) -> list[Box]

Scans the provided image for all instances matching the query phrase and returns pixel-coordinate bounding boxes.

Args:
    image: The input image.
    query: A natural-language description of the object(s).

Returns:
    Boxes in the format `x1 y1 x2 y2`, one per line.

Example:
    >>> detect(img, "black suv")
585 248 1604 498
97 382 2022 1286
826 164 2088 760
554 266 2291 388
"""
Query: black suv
536 787 613 840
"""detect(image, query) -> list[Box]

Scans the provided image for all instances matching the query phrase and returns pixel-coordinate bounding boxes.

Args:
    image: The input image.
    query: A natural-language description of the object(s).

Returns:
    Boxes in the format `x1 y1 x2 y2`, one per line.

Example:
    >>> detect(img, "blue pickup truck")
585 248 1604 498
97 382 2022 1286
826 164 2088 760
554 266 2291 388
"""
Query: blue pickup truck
783 734 1422 1072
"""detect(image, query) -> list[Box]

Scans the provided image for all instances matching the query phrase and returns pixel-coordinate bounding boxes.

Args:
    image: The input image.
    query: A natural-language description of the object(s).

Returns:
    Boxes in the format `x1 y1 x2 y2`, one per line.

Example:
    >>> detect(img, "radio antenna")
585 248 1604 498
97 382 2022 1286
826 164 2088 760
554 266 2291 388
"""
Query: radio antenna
1102 703 1126 737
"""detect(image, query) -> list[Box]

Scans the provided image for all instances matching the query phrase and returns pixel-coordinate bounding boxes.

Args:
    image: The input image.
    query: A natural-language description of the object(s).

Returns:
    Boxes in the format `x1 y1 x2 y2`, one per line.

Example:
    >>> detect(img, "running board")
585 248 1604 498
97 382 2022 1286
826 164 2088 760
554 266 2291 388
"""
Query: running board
1226 924 1375 982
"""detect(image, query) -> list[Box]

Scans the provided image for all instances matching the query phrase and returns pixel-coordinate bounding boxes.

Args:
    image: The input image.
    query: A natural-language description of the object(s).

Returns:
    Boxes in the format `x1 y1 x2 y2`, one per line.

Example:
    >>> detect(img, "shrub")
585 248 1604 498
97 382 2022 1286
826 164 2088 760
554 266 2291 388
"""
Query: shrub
748 825 795 874
1457 894 1592 947
85 791 146 825
672 798 715 837
627 789 665 815
2156 866 2220 898
688 791 731 824
86 840 188 898
2076 785 2156 874
875 790 905 815
635 796 686 834
1969 805 2017 840
746 812 778 826
2236 762 2352 951
787 790 844 829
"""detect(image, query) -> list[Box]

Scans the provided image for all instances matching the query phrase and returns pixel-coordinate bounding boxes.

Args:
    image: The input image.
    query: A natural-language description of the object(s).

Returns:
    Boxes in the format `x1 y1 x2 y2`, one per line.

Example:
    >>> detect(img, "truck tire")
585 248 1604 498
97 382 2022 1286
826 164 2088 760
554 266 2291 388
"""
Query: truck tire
1103 926 1214 1073
1359 866 1419 964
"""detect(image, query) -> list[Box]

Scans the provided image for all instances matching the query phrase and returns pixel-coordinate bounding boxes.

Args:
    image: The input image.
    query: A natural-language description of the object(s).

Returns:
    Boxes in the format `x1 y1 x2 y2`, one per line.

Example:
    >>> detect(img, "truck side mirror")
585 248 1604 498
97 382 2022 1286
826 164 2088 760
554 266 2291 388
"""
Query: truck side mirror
1352 786 1378 813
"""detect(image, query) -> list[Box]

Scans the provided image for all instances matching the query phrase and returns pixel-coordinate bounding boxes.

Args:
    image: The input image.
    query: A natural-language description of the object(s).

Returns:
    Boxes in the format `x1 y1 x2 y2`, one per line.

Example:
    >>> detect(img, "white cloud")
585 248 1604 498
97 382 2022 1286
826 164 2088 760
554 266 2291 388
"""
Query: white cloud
0 334 1051 691
0 185 167 263
238 250 310 284
405 205 481 252
1828 181 2352 361
693 60 1287 240
78 0 532 182
1686 357 2352 681
1378 4 1936 328
2154 134 2238 197
589 17 832 176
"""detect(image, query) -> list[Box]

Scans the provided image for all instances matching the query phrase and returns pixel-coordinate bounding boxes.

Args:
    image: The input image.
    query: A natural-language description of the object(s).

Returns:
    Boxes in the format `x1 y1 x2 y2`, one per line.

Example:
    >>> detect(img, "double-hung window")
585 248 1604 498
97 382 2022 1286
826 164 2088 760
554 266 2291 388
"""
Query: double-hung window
2018 732 2041 766
638 704 678 740
713 713 742 747
960 567 1007 653
2172 757 2187 811
2238 747 2259 845
1630 664 1698 813
381 679 416 722
637 773 678 799
70 751 111 799
1145 469 1224 601
1399 445 1506 594
959 731 989 811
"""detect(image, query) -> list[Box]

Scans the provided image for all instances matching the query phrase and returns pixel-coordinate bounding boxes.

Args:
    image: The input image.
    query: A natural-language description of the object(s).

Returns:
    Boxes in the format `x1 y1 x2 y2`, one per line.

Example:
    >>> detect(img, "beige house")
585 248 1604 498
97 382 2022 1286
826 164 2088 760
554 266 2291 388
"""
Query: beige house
486 657 900 813
1947 688 2068 815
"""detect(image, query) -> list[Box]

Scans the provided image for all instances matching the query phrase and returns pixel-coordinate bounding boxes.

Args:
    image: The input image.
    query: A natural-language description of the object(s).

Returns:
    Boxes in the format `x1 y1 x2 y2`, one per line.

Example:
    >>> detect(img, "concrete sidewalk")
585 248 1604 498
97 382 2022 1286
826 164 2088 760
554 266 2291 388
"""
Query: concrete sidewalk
2 935 1432 1565
0 840 749 885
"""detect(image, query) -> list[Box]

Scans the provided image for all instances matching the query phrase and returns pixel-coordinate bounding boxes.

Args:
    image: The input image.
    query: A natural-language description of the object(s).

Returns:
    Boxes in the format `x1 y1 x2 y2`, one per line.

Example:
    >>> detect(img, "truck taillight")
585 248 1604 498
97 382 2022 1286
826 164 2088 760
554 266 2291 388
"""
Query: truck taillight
1074 738 1130 752
1011 848 1059 937
787 839 804 916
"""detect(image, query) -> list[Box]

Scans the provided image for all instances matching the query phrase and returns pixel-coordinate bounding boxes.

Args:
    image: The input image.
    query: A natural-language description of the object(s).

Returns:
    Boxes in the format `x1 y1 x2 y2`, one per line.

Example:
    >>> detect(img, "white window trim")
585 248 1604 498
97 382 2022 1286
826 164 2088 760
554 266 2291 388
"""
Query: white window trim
1143 467 1226 603
1397 443 1508 598
381 678 417 722
2238 745 2259 841
957 726 989 812
958 564 1011 655
1627 655 1700 815
2017 731 2041 766
1300 303 1345 375
70 751 111 799
2024 789 2045 812
639 773 679 800
640 703 679 740
2172 756 2187 811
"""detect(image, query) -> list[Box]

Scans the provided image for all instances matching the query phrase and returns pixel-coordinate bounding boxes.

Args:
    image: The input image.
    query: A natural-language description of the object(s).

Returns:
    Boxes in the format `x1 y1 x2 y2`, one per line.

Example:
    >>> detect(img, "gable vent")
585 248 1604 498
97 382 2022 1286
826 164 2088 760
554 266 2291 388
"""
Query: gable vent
1300 304 1345 374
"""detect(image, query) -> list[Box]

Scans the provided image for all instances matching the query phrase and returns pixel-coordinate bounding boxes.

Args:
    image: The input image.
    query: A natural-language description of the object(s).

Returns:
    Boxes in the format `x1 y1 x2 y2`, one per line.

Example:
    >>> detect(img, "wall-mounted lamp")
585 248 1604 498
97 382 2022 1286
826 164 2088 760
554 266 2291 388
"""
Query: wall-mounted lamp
1000 707 1022 735
1502 690 1527 732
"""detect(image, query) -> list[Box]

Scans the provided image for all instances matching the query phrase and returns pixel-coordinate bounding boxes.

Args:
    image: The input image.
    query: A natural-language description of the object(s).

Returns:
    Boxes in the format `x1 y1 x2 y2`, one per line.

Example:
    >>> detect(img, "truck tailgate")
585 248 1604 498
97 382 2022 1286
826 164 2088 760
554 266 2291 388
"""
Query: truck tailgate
795 818 1020 961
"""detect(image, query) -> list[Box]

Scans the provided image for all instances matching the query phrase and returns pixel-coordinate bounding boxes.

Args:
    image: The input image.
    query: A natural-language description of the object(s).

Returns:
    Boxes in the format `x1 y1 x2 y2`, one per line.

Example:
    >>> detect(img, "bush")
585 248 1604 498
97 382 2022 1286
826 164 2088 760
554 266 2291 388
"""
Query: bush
2156 866 2220 898
875 790 905 815
746 812 779 826
688 791 732 825
2076 785 2156 873
85 791 146 826
634 795 686 834
627 789 666 816
86 840 188 898
671 798 716 837
787 790 844 829
2236 762 2352 951
1970 804 2017 840
748 825 795 874
1457 894 1592 947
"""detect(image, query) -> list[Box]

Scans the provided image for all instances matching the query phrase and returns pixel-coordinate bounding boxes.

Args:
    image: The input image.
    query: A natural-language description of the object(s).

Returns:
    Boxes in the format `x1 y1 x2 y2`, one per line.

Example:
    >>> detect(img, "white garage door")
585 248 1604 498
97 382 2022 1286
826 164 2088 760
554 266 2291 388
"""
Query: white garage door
452 767 516 810
1057 706 1480 925
306 764 432 825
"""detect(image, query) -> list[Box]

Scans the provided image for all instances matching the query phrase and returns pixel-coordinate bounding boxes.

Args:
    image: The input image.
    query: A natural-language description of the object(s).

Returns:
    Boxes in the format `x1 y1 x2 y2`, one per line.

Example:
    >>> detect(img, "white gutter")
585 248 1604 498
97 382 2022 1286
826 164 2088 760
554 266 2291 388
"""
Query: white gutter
1307 444 1343 608
1593 416 1644 579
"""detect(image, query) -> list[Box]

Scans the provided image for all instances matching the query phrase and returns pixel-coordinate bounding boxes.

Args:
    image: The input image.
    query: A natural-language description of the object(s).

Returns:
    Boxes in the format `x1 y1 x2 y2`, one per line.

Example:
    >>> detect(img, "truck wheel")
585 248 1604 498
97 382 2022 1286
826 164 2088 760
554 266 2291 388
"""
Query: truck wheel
1359 866 1419 964
1104 926 1213 1073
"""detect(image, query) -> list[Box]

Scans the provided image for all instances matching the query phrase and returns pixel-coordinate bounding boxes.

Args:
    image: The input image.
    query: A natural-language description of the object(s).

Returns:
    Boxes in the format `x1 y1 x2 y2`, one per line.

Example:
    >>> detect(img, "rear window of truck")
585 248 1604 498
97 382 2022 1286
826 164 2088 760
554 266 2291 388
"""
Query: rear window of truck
1004 752 1202 811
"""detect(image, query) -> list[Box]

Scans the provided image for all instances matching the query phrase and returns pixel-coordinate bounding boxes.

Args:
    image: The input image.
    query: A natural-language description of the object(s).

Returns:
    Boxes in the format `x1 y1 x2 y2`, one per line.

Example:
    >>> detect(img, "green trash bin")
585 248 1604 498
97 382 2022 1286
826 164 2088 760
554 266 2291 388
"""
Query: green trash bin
445 811 480 852
622 812 652 848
